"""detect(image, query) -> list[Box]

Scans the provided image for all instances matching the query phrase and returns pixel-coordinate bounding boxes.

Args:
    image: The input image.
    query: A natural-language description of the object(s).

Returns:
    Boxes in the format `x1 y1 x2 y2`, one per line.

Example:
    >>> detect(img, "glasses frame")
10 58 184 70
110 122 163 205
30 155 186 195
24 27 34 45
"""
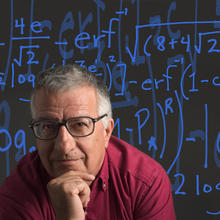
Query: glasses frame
29 113 108 140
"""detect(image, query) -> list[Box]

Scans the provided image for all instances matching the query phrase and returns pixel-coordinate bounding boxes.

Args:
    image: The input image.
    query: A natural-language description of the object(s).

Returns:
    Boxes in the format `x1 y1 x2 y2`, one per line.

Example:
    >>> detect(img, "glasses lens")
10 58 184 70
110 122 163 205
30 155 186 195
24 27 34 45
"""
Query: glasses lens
67 117 93 137
33 120 58 139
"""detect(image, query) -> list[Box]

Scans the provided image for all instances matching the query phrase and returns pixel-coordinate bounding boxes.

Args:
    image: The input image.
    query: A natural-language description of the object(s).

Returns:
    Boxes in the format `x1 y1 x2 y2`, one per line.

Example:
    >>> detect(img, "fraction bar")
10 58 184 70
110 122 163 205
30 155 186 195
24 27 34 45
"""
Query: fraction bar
12 36 50 40
19 98 31 102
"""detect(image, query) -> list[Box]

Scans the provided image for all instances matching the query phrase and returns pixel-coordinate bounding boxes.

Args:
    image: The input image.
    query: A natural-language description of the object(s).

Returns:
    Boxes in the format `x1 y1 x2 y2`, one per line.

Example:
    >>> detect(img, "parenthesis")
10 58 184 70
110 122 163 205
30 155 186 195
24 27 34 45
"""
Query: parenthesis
180 63 191 101
146 56 157 138
106 63 112 91
156 102 166 159
167 90 184 174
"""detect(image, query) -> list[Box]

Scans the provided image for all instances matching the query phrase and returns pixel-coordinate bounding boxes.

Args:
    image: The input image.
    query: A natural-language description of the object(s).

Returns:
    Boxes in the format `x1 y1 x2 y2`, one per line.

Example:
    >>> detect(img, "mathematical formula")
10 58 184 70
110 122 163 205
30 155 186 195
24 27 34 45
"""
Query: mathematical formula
0 0 220 219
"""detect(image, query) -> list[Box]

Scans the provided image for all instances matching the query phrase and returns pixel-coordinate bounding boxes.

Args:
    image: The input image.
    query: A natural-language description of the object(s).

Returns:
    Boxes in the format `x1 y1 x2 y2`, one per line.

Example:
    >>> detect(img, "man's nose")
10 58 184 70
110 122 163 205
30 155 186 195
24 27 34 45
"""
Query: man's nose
54 125 76 154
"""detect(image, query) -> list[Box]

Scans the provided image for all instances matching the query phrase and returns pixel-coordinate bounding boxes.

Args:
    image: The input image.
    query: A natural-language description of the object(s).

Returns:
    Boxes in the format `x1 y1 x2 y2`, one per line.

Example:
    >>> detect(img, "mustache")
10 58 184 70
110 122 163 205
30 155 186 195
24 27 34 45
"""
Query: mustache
50 151 85 161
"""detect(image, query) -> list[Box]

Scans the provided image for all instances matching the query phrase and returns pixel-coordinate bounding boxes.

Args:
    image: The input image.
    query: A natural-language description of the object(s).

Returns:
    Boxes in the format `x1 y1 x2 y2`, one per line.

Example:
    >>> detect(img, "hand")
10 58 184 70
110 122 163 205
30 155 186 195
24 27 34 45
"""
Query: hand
47 171 95 220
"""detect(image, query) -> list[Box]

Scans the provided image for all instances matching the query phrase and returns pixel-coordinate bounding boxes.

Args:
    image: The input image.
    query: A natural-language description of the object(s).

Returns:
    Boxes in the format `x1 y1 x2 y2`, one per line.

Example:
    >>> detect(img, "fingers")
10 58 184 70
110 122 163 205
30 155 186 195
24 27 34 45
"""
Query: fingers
49 170 95 184
47 171 94 219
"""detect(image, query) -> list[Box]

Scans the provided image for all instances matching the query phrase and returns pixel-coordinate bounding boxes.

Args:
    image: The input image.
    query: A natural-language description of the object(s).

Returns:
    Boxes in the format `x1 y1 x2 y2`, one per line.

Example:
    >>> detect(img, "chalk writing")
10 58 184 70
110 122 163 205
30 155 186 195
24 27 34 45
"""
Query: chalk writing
0 0 219 219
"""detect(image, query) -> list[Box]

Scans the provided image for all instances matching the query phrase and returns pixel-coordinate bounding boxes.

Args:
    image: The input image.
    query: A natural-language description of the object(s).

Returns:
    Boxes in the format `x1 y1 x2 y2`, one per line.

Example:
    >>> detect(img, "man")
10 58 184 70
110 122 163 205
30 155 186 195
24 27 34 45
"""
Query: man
0 64 176 219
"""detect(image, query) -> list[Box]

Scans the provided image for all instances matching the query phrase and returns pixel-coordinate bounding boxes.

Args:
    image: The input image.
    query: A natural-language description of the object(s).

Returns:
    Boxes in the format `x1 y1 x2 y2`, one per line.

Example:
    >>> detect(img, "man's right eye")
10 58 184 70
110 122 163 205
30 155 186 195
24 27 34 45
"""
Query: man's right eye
41 123 56 129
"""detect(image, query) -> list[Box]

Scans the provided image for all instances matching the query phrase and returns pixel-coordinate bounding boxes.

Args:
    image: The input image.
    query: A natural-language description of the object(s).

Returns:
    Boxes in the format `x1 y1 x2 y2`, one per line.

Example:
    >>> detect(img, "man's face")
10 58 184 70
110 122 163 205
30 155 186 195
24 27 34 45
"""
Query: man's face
32 86 114 178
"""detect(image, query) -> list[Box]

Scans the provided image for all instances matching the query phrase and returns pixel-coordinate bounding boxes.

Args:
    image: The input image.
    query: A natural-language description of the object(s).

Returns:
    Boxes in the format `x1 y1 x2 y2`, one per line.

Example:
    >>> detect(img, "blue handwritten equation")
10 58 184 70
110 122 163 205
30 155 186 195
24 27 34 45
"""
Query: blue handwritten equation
0 0 220 219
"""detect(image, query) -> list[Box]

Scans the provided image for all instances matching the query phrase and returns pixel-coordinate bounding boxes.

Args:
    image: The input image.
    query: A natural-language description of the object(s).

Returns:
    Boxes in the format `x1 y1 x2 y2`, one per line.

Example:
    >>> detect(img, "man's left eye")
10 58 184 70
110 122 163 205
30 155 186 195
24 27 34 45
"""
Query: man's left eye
76 121 89 128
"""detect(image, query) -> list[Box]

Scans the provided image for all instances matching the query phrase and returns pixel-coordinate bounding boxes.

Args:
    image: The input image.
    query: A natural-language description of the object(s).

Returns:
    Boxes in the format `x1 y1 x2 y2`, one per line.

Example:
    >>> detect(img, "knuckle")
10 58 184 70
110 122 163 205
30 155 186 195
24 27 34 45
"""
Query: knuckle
60 182 70 191
48 178 57 185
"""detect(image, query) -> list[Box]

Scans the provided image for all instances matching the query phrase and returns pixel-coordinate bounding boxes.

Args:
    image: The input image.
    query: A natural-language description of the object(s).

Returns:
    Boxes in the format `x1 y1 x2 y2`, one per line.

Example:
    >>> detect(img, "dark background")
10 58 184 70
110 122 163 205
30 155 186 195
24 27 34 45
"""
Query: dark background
0 0 220 219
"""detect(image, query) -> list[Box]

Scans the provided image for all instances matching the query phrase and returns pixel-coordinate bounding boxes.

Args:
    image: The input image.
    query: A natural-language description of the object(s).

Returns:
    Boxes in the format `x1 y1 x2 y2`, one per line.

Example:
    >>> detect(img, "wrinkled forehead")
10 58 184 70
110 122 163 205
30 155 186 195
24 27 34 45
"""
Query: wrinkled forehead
31 86 99 118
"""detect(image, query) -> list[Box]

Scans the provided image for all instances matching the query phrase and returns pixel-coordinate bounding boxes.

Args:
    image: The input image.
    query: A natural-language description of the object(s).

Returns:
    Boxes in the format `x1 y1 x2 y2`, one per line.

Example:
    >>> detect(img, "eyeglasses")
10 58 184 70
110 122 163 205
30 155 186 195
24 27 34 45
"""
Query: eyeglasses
29 114 107 140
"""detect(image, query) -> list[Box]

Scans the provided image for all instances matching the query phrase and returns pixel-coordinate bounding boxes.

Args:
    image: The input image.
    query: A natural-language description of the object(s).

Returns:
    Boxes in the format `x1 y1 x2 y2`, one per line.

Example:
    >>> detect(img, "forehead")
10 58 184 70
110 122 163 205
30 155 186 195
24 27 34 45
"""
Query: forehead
32 86 98 119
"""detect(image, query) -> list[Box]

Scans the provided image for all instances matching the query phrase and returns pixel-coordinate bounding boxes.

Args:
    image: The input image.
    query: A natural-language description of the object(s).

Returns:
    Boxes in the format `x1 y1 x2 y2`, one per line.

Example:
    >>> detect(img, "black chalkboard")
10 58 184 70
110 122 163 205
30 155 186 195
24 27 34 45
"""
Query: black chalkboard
0 0 220 219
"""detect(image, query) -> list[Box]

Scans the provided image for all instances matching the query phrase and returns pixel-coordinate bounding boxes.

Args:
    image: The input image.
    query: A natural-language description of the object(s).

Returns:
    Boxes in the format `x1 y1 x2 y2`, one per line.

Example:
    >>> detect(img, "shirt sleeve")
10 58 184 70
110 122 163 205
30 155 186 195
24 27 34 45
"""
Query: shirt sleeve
133 167 176 220
0 182 55 220
0 194 37 220
0 152 55 220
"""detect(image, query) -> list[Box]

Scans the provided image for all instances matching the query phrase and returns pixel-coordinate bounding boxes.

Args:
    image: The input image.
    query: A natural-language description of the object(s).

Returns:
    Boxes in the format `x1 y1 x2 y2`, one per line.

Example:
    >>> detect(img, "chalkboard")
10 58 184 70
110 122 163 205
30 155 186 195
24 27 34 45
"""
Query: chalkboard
0 0 220 219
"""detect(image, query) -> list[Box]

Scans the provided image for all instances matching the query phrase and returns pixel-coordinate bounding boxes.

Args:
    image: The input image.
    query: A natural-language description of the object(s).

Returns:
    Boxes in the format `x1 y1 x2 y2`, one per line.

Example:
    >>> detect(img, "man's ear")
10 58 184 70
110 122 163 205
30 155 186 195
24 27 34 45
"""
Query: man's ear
104 118 114 148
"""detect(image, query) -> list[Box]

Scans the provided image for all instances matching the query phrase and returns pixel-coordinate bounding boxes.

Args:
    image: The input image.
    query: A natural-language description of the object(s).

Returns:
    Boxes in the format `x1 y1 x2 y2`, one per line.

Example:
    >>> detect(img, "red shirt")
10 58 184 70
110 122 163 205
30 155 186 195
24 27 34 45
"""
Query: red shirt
0 136 176 220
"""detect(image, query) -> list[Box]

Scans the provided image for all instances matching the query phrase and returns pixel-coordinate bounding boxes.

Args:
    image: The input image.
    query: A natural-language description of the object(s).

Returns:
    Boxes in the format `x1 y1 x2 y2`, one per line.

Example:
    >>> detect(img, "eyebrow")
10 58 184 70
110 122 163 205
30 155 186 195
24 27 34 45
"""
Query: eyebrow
34 117 60 121
34 115 93 122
